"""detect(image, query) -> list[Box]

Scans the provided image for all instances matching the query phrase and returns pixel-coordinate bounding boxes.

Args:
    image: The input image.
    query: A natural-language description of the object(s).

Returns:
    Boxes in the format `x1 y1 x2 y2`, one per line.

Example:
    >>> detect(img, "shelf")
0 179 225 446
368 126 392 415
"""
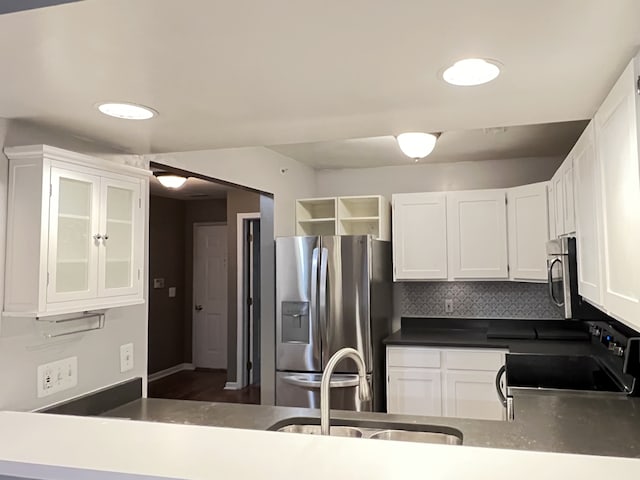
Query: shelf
298 218 336 223
340 216 380 223
106 259 132 263
58 213 90 221
56 259 89 264
296 197 337 222
107 219 132 225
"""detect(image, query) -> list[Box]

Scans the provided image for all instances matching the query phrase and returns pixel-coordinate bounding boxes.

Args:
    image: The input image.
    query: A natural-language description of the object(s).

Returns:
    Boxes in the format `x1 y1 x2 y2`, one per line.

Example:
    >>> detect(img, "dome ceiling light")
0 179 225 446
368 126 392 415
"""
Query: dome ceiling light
97 102 157 120
442 58 501 86
396 132 440 161
155 173 187 189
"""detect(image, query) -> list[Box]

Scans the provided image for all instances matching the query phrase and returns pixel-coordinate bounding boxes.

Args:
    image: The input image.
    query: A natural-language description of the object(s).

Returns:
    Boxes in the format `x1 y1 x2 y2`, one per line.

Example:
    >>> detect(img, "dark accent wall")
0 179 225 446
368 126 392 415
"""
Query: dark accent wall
148 196 186 374
397 281 563 319
226 189 261 382
183 199 227 362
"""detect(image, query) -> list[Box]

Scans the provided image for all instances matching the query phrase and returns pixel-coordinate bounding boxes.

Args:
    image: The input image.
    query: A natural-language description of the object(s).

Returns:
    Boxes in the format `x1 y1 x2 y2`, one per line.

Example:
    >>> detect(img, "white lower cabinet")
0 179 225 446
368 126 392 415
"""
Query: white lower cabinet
387 367 442 416
443 370 505 420
387 346 506 421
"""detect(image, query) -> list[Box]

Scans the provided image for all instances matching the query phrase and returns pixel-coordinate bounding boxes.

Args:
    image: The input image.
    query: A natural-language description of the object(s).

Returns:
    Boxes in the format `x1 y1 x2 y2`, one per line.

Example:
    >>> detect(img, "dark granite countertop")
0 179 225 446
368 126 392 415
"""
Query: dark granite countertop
102 390 640 458
383 317 597 355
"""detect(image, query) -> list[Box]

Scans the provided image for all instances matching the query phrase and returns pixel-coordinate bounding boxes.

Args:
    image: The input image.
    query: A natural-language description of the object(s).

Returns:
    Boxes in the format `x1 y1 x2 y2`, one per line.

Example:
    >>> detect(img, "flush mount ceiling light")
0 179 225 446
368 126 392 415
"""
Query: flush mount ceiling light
442 58 501 86
97 102 157 120
396 132 440 161
155 173 187 189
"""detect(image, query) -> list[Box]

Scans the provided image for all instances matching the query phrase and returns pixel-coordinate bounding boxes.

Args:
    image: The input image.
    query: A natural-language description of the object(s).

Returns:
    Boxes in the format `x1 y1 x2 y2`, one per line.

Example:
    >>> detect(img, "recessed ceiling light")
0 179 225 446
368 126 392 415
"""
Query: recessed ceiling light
442 58 501 86
97 102 157 120
396 132 440 161
155 173 187 189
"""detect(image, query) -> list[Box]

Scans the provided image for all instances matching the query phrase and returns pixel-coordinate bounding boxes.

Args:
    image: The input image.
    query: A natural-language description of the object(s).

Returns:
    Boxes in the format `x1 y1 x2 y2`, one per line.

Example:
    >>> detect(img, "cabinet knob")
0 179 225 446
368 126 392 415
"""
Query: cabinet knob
195 304 203 311
93 234 103 241
103 234 109 240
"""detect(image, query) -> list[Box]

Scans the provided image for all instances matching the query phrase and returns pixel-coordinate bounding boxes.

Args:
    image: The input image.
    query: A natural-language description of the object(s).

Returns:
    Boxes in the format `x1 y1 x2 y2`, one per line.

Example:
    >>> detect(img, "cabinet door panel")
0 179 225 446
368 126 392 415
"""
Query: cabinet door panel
98 177 142 297
392 193 447 280
573 123 602 305
547 182 557 239
507 182 549 281
563 160 576 234
47 168 101 303
448 190 508 279
387 367 442 416
553 171 565 236
594 58 640 327
444 370 504 420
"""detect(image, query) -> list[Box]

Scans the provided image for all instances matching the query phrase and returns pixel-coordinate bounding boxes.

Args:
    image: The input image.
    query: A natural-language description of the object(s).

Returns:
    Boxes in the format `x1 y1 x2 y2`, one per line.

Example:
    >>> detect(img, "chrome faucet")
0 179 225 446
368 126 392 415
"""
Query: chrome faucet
320 347 371 435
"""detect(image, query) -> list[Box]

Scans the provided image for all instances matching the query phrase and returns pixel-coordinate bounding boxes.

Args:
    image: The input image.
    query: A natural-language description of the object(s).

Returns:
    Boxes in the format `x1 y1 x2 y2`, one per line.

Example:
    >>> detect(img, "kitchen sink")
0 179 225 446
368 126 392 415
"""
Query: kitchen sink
277 425 363 437
272 419 462 445
368 429 461 445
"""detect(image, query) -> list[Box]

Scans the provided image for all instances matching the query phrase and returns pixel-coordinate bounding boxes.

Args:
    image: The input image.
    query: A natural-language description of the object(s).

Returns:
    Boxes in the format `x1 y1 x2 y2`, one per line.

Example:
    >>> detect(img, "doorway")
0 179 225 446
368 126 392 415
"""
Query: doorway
236 214 261 390
146 162 263 405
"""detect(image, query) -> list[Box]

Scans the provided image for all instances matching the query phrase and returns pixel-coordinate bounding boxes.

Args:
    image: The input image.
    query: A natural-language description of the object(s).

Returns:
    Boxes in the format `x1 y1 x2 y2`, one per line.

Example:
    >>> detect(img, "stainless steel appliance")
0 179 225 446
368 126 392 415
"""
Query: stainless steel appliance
496 322 640 421
546 237 603 320
275 235 391 412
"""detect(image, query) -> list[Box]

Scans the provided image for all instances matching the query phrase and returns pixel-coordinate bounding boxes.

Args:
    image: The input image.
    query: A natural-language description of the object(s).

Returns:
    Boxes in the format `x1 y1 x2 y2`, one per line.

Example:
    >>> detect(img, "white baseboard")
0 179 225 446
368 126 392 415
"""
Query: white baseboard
148 363 195 383
224 382 241 390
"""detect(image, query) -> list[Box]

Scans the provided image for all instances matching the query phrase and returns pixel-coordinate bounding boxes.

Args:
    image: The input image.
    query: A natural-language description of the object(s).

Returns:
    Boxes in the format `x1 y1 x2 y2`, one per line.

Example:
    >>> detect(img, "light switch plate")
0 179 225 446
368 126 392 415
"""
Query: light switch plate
120 343 134 373
445 299 454 313
153 278 165 289
168 287 176 298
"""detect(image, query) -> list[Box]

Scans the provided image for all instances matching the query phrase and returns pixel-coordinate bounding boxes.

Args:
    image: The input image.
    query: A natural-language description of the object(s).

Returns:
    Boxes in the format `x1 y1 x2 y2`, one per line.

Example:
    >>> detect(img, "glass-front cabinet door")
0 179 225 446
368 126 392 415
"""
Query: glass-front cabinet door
98 177 142 297
47 168 101 303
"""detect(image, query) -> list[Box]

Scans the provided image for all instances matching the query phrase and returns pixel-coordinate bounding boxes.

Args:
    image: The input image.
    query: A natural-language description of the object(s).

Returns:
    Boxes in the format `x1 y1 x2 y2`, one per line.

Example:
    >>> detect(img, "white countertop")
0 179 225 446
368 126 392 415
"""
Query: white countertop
0 411 639 480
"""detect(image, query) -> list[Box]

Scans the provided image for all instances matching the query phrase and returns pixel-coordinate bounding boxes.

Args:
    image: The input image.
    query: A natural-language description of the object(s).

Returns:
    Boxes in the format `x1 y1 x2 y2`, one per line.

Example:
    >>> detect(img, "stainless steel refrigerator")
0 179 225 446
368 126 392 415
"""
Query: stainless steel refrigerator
275 235 392 412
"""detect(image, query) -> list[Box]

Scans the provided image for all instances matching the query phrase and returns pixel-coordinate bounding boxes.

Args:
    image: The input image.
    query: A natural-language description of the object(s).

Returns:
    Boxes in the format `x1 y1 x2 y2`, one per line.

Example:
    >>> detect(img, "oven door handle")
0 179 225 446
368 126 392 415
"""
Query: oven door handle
495 365 507 407
547 257 564 307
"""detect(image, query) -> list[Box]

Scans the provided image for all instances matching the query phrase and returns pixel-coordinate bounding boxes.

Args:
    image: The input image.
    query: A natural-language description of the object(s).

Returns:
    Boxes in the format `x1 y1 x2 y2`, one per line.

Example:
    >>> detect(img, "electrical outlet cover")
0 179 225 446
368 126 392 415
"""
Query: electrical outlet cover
120 343 134 373
37 357 78 398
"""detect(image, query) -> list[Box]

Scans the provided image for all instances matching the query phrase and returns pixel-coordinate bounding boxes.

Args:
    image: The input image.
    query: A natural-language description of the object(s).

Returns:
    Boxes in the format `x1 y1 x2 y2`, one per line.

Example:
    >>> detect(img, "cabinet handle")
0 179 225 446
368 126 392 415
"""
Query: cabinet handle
93 234 103 241
195 304 203 311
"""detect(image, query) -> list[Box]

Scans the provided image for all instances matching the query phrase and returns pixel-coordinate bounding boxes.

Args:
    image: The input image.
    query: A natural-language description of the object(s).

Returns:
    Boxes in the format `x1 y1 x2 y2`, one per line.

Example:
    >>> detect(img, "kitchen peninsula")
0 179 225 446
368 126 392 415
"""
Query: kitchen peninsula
0 411 639 480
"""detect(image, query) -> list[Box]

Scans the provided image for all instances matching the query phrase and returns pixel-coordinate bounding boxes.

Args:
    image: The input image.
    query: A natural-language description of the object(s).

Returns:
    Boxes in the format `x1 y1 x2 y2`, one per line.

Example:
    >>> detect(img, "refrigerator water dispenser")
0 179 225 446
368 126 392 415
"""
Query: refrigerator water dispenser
281 301 309 343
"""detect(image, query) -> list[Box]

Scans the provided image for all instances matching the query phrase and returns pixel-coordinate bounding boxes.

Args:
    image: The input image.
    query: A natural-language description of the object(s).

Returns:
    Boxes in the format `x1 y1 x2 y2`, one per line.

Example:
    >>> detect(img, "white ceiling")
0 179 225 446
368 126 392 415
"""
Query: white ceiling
0 1 638 156
268 120 588 169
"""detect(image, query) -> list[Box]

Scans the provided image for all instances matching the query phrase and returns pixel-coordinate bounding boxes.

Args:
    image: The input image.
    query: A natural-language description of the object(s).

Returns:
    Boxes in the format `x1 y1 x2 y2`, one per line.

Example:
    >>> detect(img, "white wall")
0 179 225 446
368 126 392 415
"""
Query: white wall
146 147 316 236
0 118 149 411
316 156 563 199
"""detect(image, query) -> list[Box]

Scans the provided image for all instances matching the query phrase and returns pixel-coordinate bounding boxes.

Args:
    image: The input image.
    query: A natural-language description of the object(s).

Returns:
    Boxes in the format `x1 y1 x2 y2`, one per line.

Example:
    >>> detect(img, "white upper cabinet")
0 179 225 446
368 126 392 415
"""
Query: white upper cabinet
3 145 148 317
593 56 640 327
550 155 576 238
507 182 549 282
547 181 557 239
573 122 603 306
447 190 508 279
392 192 448 280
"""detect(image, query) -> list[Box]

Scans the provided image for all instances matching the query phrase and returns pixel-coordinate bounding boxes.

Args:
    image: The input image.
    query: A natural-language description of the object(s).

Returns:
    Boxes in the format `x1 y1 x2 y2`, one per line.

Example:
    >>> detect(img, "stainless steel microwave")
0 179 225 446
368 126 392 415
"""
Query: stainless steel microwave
546 237 603 320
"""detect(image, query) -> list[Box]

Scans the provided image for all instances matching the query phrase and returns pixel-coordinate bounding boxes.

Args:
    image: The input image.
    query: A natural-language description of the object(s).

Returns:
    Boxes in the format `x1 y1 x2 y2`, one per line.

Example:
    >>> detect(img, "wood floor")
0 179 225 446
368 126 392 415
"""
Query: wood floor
148 369 260 404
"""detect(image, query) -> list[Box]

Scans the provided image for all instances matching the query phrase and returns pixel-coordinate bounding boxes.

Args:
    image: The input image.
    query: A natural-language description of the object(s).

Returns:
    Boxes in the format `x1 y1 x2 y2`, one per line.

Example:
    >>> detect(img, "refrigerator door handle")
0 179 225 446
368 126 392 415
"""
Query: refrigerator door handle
319 247 329 356
281 374 360 389
311 247 319 324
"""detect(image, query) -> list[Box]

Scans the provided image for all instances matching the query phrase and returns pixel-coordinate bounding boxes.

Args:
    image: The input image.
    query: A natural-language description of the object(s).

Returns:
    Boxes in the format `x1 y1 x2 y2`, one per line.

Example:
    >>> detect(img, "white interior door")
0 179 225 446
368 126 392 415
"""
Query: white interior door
193 224 228 369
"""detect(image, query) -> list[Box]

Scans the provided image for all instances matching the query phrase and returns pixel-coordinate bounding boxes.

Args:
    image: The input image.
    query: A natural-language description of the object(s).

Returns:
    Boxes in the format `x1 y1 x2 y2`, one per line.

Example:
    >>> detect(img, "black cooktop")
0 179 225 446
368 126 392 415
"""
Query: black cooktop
506 354 625 392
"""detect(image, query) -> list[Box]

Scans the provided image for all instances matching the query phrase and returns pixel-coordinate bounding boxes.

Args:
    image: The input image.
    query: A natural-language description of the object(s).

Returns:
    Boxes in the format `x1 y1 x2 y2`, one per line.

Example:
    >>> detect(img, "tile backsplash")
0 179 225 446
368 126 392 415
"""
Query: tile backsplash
398 281 563 319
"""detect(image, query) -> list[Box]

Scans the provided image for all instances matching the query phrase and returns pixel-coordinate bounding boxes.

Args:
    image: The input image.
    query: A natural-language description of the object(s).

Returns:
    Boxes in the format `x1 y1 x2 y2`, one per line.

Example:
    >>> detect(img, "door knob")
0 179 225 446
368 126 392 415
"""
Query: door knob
195 305 203 311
